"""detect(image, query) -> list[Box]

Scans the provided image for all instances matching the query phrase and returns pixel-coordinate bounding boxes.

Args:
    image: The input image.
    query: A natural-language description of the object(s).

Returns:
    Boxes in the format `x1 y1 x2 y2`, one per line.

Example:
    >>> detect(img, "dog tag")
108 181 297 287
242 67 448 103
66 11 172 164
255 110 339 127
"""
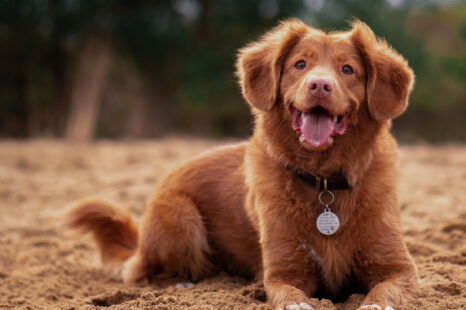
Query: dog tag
316 208 340 235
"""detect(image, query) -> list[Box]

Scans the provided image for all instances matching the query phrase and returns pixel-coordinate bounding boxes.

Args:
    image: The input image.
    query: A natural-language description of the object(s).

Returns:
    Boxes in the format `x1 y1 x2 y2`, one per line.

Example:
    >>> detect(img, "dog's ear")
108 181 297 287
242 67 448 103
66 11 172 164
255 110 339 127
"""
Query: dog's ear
351 21 415 121
236 19 308 111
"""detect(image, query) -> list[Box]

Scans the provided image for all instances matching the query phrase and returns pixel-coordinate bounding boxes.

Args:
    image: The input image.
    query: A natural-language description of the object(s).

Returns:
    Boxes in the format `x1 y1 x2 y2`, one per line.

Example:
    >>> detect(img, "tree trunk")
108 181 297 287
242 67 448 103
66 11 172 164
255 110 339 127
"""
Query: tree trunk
65 39 110 141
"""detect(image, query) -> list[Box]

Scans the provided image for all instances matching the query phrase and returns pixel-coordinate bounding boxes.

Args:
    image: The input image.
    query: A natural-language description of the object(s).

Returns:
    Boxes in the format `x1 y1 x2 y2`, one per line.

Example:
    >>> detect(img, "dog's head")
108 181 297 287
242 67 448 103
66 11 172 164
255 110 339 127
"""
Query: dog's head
237 19 414 151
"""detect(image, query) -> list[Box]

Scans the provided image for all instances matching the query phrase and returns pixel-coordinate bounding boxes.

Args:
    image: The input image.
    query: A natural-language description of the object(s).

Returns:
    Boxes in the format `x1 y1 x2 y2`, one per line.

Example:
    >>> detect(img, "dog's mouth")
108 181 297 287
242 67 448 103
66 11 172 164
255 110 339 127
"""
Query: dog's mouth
291 106 349 148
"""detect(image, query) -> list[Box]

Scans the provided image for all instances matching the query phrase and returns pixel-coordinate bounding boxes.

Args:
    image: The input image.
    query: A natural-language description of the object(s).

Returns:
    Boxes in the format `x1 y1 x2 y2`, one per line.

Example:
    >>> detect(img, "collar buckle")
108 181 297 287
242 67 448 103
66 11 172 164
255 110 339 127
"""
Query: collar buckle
290 167 351 191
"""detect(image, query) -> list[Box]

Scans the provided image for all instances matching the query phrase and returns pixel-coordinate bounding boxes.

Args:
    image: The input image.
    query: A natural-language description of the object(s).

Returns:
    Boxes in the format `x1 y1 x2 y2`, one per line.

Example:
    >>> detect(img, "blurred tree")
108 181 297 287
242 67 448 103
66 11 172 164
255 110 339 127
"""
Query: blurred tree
0 0 305 139
0 0 464 141
66 39 110 141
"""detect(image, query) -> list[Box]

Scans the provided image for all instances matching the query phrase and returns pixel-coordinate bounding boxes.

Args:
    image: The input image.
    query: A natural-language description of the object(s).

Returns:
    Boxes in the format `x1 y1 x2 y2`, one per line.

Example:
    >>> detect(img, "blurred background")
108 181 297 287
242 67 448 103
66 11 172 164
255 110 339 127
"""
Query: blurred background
0 0 464 142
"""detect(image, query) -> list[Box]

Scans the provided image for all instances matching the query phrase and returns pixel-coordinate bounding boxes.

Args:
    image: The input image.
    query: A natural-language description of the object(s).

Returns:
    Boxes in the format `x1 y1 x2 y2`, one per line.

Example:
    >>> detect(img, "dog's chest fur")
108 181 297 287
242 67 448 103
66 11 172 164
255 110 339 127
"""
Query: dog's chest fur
294 189 356 293
303 237 353 293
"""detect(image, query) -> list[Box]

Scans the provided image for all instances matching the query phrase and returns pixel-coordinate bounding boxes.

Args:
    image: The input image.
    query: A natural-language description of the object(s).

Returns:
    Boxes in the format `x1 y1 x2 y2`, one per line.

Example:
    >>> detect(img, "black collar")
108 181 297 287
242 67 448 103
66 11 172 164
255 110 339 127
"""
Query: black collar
290 167 351 191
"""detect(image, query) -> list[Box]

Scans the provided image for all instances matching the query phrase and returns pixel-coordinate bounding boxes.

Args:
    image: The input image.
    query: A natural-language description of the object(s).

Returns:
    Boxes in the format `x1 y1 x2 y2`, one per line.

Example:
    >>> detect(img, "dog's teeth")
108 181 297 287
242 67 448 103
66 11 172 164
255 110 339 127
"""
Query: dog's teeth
328 136 334 144
299 135 305 143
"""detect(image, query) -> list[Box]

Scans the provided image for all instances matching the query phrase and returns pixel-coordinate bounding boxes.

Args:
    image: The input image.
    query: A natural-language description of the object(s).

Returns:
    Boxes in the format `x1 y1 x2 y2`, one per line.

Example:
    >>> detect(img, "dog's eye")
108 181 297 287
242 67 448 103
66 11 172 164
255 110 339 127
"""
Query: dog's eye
294 60 306 70
342 65 354 75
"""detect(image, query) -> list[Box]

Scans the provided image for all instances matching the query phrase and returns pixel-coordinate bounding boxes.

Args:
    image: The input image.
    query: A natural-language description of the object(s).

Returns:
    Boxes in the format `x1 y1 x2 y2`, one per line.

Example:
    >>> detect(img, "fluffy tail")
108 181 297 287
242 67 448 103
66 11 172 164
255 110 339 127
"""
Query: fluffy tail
64 198 139 275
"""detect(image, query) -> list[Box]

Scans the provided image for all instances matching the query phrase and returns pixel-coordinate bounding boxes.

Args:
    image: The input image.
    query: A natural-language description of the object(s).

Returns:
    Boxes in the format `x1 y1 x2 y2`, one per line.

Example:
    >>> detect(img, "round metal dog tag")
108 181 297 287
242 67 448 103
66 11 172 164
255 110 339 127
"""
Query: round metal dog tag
316 209 340 235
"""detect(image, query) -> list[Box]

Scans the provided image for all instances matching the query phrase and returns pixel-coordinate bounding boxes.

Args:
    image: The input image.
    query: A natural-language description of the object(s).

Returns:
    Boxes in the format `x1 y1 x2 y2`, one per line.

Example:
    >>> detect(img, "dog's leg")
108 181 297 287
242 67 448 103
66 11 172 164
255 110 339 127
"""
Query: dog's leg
356 231 419 310
122 250 150 283
122 192 214 284
261 239 319 310
265 281 315 310
358 269 419 310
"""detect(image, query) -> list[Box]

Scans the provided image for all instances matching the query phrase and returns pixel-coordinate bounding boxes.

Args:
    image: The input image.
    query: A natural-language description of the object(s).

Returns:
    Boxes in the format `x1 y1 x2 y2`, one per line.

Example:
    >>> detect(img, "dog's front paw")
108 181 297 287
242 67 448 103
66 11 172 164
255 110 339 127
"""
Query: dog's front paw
278 302 314 310
358 305 394 310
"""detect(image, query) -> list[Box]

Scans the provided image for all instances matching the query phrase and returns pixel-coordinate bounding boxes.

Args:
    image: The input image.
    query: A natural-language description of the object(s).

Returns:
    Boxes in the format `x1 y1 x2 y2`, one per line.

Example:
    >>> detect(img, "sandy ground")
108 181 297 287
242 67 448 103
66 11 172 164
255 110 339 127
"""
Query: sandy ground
0 138 464 310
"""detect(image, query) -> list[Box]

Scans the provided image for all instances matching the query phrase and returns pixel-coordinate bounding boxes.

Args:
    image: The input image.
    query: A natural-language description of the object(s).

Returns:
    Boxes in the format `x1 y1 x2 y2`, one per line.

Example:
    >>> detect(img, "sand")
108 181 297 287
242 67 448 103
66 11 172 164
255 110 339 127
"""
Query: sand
0 138 464 310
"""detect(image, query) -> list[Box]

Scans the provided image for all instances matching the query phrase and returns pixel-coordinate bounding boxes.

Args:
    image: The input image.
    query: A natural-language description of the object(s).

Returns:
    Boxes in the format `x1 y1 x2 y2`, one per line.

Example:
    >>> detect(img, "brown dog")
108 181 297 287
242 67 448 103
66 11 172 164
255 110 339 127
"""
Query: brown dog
65 19 419 310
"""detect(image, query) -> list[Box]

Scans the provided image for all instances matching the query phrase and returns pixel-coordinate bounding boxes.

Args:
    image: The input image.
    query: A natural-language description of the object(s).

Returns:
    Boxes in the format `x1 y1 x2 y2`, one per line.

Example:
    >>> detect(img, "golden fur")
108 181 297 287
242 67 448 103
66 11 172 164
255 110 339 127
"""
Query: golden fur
65 19 419 310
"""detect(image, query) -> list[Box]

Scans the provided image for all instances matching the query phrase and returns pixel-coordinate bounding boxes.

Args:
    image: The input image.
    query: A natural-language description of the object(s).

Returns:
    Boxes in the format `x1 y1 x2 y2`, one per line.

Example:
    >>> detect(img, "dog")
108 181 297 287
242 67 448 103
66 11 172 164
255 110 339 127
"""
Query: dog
65 19 419 310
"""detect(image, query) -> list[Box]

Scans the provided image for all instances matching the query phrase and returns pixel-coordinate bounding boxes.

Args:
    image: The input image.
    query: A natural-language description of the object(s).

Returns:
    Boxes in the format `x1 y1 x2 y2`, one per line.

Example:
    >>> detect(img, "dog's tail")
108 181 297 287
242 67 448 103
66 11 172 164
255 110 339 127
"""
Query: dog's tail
63 198 139 276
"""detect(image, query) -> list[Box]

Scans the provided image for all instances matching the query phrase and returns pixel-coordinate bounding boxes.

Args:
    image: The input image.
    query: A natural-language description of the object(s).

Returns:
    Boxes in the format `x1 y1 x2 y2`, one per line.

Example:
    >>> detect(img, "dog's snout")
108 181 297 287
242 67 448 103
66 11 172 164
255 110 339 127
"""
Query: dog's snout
307 77 334 97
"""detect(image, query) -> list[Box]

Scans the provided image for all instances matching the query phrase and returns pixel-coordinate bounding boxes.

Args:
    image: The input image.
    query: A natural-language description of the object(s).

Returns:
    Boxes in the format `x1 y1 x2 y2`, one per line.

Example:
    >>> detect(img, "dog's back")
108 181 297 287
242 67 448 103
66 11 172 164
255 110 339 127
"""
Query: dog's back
65 142 261 282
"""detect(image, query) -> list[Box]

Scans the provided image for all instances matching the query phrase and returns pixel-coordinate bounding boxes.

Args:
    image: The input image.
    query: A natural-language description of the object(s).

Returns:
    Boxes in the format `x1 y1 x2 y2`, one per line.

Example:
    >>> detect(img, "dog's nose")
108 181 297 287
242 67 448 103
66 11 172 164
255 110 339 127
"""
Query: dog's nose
307 77 334 97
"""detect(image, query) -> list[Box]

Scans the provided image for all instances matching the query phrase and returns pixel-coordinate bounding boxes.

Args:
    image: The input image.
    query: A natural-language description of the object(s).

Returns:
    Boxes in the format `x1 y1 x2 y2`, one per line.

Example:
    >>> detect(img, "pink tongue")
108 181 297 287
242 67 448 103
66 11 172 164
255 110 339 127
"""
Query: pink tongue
301 113 334 147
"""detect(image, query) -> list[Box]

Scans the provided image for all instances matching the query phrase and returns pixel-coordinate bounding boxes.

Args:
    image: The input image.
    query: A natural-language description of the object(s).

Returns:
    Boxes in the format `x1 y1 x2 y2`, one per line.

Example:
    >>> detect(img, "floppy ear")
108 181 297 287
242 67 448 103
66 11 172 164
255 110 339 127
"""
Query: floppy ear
236 19 308 111
351 21 415 121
